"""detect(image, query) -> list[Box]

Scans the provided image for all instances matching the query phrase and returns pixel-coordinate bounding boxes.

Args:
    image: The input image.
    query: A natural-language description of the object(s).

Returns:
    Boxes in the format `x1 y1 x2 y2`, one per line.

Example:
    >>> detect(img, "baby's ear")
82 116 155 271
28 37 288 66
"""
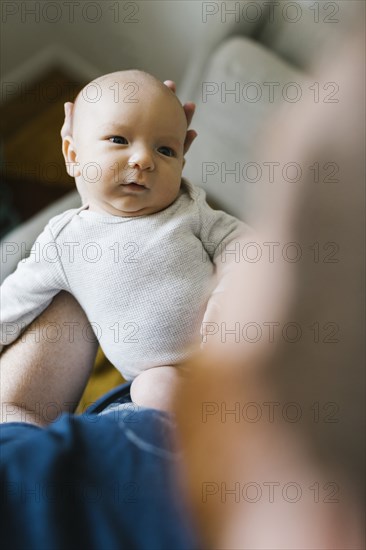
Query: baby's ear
62 135 81 178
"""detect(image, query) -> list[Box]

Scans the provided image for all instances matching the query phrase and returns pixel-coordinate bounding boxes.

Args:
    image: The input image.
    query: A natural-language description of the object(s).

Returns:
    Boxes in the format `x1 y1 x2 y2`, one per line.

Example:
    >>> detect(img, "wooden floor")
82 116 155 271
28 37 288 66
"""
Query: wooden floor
1 68 86 230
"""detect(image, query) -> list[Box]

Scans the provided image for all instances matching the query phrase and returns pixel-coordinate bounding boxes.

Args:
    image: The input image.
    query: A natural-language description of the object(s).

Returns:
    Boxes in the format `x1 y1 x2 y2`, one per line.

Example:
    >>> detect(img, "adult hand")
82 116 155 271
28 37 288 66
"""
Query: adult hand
163 80 198 154
60 101 73 140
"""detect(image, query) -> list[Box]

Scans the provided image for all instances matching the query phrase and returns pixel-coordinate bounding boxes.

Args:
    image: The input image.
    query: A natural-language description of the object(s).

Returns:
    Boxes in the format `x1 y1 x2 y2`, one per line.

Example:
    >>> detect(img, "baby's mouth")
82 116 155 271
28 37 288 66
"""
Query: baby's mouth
121 181 147 192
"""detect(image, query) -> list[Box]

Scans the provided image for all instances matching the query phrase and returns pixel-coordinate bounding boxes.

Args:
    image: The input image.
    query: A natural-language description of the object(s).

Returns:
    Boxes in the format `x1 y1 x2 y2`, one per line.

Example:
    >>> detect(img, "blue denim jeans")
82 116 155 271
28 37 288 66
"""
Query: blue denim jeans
0 383 199 549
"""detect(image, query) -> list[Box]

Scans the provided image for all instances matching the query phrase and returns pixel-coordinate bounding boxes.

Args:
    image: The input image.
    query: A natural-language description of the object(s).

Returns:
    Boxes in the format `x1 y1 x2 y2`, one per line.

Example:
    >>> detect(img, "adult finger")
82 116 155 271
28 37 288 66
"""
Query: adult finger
163 80 176 93
184 129 198 155
183 102 196 128
60 102 74 139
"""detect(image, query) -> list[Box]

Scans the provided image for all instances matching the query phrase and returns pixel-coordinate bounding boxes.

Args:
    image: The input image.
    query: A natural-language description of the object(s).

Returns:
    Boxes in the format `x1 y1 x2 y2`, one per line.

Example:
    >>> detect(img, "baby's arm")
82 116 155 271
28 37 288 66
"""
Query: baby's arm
0 224 68 353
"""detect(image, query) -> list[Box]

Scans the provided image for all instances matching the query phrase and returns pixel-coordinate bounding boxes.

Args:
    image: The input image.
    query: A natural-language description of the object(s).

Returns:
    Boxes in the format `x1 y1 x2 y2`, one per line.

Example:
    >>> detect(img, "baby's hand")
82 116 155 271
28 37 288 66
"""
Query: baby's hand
60 81 197 154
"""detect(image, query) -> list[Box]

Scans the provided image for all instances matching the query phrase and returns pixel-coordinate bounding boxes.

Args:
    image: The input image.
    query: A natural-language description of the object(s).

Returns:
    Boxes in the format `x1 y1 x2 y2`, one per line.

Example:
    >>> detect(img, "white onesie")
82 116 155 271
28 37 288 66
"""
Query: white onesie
0 179 249 380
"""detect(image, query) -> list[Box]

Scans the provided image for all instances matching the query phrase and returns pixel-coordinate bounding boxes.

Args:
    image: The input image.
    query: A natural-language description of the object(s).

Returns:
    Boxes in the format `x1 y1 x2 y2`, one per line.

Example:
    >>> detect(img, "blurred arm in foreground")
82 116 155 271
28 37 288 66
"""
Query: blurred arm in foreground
174 25 365 550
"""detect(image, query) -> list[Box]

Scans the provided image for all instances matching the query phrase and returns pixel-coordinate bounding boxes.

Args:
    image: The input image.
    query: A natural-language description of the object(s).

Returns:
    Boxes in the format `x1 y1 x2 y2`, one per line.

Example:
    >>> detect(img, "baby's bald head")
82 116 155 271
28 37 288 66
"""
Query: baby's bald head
71 70 187 142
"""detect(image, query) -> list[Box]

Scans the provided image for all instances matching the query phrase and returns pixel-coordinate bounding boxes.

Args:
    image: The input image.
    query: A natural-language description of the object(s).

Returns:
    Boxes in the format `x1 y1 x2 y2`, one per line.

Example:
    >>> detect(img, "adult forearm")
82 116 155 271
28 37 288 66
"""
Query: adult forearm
0 291 98 426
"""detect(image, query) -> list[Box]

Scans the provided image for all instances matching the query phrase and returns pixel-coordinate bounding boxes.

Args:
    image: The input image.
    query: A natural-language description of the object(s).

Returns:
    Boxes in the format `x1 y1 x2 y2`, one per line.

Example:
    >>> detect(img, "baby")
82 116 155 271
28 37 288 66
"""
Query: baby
0 70 249 410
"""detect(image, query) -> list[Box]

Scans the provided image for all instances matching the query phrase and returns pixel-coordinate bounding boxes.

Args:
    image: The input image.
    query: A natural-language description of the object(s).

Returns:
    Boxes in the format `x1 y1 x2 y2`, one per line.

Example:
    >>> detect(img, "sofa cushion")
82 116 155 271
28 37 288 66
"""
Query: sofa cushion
182 36 306 223
258 0 363 71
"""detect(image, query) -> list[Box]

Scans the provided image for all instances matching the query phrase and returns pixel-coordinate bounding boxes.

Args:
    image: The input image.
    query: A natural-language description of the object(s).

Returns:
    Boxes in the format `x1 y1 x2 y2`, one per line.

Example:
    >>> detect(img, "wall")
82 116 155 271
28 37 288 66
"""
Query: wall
1 0 205 90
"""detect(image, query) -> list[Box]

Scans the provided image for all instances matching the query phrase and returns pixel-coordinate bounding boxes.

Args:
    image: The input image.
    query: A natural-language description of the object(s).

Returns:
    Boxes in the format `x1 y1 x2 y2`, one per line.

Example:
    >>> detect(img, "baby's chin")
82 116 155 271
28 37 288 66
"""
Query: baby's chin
88 202 150 218
88 197 177 218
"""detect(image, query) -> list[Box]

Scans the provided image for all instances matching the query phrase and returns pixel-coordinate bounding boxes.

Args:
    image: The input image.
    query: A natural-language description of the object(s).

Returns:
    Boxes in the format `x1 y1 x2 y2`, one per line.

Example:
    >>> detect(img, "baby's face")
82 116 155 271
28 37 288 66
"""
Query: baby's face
70 76 187 216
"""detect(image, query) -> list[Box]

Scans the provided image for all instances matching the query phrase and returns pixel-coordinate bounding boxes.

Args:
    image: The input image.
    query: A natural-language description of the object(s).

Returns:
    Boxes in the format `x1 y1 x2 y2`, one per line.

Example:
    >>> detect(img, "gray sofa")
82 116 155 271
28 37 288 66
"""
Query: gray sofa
1 0 360 282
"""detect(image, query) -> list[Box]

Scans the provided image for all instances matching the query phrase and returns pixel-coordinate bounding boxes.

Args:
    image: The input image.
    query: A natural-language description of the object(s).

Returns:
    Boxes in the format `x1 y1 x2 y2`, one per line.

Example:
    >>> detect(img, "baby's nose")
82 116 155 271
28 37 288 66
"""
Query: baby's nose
127 147 154 171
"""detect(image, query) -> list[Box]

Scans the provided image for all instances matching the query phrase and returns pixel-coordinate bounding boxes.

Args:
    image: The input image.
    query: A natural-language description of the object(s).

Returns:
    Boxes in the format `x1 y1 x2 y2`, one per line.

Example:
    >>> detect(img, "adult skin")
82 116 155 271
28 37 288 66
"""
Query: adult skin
0 81 197 426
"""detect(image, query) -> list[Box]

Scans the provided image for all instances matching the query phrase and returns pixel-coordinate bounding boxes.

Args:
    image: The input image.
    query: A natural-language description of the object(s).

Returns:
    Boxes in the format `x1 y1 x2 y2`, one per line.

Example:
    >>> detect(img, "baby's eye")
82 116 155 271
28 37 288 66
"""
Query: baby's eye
109 136 128 145
158 146 175 157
